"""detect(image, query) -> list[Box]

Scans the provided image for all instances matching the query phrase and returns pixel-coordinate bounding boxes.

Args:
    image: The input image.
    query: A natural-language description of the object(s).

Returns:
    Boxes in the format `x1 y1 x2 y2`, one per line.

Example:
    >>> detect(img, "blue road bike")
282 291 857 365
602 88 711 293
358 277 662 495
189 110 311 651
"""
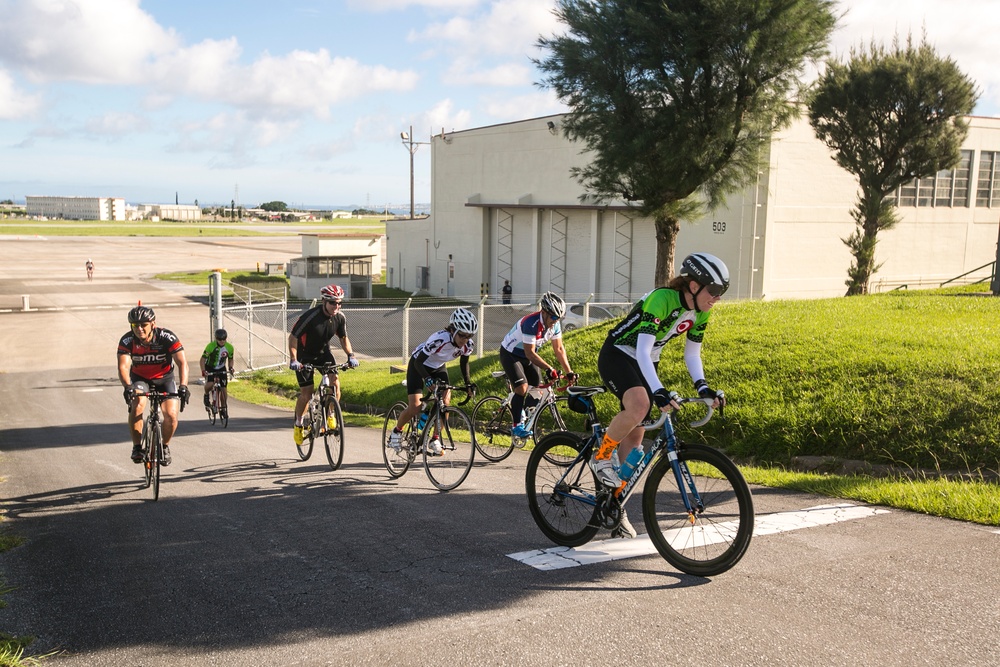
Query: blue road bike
525 386 754 576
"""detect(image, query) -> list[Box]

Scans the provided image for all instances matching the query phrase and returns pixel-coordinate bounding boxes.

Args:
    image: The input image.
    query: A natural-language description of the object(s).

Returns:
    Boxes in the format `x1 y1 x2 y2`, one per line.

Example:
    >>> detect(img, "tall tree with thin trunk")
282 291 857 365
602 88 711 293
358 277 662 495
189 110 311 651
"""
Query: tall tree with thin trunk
535 0 837 285
808 34 978 296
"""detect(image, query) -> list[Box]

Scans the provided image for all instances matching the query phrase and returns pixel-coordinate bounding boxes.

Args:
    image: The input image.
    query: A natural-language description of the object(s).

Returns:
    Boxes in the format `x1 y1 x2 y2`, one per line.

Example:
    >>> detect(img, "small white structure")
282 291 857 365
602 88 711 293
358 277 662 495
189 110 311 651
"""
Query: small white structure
387 113 1000 301
287 233 384 300
135 204 201 221
26 195 126 221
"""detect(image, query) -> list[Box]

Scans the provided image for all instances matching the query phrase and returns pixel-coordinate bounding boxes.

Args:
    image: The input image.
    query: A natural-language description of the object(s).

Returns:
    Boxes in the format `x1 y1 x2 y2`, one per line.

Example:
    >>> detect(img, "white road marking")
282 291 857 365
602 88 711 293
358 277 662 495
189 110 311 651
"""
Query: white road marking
81 388 104 393
508 503 890 571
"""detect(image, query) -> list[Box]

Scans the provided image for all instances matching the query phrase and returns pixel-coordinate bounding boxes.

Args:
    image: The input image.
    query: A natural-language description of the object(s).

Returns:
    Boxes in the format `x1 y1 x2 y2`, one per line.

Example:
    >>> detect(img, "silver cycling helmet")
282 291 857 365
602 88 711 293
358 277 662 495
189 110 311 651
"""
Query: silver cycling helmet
539 291 567 319
449 307 479 335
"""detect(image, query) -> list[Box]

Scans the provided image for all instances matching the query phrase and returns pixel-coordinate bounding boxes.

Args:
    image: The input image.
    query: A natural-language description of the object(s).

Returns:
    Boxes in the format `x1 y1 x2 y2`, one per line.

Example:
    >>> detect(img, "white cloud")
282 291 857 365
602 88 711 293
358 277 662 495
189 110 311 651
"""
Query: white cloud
83 111 149 137
348 0 478 10
412 0 558 56
481 90 564 122
422 98 472 134
0 0 178 84
443 60 533 87
0 69 42 119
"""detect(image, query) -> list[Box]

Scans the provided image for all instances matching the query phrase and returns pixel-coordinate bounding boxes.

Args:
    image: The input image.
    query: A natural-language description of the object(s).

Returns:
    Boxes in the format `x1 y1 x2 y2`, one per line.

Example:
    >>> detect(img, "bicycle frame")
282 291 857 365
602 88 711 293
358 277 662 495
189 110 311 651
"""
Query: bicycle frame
491 371 571 431
556 398 716 513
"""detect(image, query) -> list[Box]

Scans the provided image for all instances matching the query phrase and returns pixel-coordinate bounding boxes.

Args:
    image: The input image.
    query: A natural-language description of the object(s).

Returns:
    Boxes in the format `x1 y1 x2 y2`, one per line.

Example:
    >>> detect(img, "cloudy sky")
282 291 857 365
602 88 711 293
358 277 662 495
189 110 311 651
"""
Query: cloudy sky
1 0 997 210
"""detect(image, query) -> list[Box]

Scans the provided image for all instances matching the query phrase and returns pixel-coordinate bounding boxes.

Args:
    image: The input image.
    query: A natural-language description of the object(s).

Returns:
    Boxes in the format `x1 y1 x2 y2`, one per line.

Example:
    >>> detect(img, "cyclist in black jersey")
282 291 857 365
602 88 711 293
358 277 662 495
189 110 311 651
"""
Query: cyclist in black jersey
117 305 189 465
592 253 730 538
288 284 359 446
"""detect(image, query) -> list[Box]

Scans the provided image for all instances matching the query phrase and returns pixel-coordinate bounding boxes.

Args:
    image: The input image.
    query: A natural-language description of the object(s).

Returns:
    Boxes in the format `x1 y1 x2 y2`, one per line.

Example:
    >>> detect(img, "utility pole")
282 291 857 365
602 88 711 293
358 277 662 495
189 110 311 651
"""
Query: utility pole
400 126 429 219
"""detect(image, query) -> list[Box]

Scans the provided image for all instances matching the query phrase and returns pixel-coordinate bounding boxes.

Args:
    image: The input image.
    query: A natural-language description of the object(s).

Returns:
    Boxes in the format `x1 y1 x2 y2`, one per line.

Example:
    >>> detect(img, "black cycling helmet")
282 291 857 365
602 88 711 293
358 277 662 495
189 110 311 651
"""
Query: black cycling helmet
679 253 730 296
215 328 228 340
128 305 156 324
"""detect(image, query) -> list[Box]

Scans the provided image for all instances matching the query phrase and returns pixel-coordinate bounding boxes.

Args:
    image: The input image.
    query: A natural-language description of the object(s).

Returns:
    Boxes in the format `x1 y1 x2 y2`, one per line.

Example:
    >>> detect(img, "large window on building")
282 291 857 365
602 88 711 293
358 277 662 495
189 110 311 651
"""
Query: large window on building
895 150 973 208
976 150 1000 207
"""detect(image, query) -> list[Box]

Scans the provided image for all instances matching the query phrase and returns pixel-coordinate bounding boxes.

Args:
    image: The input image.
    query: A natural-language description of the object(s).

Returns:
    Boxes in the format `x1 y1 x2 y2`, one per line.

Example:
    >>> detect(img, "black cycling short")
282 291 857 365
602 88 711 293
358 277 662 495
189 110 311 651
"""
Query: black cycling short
206 368 229 387
597 340 658 407
295 349 336 388
405 356 449 395
130 373 177 395
498 347 540 389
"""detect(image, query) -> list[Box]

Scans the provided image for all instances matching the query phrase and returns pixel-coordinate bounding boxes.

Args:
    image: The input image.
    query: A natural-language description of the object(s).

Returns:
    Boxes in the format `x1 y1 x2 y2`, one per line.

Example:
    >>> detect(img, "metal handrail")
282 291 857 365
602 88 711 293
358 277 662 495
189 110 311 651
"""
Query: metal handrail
939 261 995 287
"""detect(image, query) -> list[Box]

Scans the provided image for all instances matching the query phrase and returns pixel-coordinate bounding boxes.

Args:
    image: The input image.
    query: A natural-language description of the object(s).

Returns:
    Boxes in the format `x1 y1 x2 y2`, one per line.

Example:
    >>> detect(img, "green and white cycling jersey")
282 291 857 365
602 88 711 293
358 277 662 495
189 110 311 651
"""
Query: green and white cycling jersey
606 288 711 362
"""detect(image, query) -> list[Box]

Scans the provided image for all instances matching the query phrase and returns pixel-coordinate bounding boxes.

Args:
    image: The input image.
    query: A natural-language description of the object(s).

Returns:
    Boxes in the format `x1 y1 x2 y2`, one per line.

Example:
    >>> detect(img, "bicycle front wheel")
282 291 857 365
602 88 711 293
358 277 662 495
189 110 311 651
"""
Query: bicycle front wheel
296 403 315 461
150 423 163 501
471 395 515 462
525 432 599 546
323 398 345 471
423 406 475 491
643 443 754 576
382 402 413 478
141 422 152 489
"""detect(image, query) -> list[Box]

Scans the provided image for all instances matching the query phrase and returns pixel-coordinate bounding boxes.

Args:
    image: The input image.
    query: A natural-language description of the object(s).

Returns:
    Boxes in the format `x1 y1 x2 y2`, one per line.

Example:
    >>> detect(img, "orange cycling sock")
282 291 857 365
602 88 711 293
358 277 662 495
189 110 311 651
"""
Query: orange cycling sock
595 433 620 461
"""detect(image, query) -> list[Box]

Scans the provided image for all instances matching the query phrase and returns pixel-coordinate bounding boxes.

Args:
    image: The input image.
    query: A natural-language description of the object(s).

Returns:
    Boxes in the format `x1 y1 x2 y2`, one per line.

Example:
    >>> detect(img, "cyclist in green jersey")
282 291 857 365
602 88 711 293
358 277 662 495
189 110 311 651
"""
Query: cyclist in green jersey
201 329 235 418
593 253 730 538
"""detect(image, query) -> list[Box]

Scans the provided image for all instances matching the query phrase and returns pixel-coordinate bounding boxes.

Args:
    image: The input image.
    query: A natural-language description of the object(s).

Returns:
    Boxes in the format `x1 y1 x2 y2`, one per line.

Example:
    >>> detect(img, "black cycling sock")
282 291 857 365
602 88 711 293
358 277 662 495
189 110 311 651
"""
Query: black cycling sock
511 392 524 424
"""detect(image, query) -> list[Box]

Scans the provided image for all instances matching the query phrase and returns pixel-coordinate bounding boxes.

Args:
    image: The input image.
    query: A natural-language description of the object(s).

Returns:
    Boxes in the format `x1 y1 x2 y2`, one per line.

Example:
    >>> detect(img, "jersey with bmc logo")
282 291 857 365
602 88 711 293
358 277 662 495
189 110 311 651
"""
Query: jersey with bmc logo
202 341 234 370
500 312 562 358
118 328 184 380
606 288 710 361
412 330 474 370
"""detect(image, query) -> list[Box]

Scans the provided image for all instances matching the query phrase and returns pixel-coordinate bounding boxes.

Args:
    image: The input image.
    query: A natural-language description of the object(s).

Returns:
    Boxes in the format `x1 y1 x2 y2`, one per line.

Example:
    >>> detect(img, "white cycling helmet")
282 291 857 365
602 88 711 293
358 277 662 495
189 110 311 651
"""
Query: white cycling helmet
680 252 730 296
539 291 567 319
449 307 479 335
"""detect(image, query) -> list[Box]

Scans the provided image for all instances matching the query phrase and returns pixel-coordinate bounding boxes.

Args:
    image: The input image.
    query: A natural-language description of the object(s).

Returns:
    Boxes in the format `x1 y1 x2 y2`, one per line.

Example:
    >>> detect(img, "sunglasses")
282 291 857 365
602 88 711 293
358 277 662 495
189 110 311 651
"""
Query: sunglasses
705 284 727 298
324 300 342 307
130 322 153 330
454 332 472 340
544 310 561 321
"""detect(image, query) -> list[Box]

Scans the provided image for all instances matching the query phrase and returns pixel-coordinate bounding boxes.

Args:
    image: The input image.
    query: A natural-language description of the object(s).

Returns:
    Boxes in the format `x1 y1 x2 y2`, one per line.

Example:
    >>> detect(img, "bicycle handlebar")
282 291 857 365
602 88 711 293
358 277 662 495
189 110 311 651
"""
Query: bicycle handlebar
429 381 475 407
299 361 353 374
133 388 186 412
642 396 717 429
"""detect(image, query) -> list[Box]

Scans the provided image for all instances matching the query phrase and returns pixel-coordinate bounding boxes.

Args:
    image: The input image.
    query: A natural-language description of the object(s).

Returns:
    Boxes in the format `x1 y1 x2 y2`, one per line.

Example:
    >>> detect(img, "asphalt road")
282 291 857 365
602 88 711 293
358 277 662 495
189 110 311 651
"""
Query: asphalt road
1 236 998 666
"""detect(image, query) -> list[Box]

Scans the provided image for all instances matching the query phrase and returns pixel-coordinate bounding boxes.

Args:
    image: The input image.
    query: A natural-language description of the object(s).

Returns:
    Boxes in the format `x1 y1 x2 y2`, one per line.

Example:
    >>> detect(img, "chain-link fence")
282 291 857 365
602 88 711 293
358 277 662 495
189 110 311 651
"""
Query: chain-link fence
209 275 289 371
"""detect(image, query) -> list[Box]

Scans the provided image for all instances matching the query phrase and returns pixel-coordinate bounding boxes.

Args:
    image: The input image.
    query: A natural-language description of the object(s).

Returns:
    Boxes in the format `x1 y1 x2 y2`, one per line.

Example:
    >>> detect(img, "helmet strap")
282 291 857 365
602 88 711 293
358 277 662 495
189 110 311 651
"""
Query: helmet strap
686 282 705 312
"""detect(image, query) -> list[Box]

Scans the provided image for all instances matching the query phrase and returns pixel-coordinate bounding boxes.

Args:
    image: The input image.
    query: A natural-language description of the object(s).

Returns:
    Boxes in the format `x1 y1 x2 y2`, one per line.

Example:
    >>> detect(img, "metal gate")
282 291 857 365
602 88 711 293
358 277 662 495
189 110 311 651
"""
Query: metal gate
208 272 288 371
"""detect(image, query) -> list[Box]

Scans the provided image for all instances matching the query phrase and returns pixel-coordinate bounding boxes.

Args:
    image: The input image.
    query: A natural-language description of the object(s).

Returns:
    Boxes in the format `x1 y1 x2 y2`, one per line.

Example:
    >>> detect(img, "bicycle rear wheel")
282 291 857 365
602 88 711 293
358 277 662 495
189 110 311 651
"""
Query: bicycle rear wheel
642 443 754 576
525 432 600 546
382 402 414 478
296 403 315 461
323 398 345 471
423 406 475 491
471 395 515 462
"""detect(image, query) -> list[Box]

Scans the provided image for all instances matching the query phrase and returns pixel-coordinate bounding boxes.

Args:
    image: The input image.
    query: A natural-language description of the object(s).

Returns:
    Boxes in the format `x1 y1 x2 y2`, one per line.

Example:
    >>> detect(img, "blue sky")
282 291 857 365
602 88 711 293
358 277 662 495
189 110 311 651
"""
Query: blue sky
2 0 998 210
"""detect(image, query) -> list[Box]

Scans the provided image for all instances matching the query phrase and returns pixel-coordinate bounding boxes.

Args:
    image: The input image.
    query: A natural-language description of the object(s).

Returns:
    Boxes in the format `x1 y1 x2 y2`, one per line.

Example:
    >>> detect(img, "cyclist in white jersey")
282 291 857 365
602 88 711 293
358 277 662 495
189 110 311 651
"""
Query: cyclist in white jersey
387 308 479 453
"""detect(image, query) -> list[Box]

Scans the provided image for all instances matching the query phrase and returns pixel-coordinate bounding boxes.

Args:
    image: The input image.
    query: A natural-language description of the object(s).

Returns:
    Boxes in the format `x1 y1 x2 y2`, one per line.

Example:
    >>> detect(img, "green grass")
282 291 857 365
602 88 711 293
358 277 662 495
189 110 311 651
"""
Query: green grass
233 283 999 526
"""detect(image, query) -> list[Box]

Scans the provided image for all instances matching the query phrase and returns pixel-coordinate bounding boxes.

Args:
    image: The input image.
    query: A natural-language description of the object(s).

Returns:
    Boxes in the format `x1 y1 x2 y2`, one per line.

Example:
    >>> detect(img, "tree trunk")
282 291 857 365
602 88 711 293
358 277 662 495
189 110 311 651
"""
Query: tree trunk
844 193 888 296
653 213 681 287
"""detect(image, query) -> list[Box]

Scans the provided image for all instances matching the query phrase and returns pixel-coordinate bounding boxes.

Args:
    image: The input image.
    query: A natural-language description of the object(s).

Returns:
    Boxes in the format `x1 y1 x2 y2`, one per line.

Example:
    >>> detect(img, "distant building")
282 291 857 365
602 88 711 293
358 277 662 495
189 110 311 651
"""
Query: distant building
136 204 201 221
26 195 126 221
386 113 1000 301
287 233 385 299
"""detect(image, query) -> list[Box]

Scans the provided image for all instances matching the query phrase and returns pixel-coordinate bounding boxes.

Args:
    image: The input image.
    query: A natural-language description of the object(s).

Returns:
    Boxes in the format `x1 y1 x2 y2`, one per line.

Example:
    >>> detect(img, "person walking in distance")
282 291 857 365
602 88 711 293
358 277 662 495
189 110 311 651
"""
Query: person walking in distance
288 284 359 445
117 305 190 465
502 280 512 305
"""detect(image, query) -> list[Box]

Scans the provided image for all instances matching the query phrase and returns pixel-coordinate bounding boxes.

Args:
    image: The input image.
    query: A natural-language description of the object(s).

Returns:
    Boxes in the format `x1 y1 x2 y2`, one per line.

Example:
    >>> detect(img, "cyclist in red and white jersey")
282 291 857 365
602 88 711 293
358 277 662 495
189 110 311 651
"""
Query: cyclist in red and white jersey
386 308 478 454
498 291 577 438
117 305 189 465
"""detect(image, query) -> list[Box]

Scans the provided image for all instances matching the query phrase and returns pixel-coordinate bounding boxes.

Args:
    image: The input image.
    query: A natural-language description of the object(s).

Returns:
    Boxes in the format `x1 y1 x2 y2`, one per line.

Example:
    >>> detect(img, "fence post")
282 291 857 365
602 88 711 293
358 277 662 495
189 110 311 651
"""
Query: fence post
402 297 412 361
477 294 488 359
246 282 254 369
210 272 223 339
582 292 594 327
